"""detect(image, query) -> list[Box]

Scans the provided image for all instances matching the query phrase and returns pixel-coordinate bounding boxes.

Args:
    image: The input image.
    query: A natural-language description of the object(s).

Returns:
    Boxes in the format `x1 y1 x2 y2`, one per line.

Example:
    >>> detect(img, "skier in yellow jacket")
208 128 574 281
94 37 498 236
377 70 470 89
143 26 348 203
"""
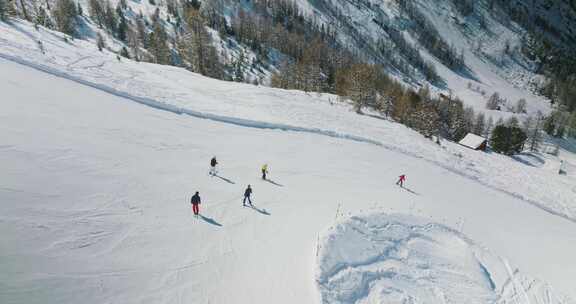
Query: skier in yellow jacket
261 164 269 180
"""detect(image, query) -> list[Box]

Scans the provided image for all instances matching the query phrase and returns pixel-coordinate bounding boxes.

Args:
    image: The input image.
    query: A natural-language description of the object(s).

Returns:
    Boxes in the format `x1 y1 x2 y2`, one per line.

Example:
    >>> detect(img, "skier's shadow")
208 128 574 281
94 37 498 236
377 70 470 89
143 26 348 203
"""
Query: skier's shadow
215 175 235 184
199 215 223 227
246 204 271 216
402 187 420 196
264 179 284 187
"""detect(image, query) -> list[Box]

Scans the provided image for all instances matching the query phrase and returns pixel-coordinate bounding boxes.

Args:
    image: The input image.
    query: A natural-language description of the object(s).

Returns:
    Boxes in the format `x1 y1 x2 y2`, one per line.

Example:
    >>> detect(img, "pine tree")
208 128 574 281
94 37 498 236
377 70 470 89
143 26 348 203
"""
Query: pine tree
491 125 527 155
515 98 527 113
233 49 247 82
34 5 53 29
116 5 128 42
0 0 7 21
53 0 78 36
506 116 520 128
103 0 117 33
486 92 501 110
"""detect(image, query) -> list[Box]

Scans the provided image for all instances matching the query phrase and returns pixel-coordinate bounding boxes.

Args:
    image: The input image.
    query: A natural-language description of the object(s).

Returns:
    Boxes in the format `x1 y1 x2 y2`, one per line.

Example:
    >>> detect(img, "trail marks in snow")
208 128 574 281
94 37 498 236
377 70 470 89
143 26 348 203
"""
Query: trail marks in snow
316 214 575 304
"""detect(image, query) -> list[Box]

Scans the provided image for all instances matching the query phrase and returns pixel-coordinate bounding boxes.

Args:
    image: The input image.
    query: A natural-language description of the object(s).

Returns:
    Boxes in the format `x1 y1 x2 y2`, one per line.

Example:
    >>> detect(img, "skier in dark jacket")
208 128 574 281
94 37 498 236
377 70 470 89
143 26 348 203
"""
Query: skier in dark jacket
209 157 218 176
243 185 253 206
191 191 201 215
261 164 268 180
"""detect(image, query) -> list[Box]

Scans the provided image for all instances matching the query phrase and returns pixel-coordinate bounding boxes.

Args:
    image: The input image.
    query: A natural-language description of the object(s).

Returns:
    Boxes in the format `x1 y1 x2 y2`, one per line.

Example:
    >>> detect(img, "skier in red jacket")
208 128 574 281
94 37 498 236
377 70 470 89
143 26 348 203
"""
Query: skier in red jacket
396 175 406 187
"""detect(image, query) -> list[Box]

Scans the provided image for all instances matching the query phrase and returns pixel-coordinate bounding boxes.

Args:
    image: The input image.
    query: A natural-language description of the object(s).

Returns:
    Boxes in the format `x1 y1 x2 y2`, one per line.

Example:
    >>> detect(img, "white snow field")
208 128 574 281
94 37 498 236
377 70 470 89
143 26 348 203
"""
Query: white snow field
317 214 575 304
1 25 576 304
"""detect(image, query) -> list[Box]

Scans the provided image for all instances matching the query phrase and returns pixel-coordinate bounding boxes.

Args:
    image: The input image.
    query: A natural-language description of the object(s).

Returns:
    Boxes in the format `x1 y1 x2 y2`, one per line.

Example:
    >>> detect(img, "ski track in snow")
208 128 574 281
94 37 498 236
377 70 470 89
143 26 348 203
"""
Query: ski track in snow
2 52 576 303
317 214 575 304
0 51 574 225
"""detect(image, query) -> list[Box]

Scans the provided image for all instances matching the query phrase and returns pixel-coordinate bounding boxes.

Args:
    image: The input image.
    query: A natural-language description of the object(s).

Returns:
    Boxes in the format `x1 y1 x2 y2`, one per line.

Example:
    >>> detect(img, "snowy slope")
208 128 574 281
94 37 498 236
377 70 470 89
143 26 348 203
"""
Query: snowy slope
1 45 576 304
317 214 574 304
1 20 575 223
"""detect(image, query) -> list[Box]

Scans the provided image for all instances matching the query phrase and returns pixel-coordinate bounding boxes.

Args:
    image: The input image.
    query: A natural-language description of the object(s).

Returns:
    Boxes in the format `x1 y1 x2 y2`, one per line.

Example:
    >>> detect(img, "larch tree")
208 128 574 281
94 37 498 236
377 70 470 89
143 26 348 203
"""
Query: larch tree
53 0 78 36
348 64 378 114
523 114 543 152
88 0 105 28
473 112 486 136
148 19 170 64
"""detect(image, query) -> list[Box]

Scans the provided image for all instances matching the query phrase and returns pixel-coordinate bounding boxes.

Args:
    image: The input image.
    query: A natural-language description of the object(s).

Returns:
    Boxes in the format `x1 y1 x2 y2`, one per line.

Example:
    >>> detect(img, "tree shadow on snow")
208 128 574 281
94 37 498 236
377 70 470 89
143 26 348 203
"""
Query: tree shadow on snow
215 175 235 184
264 179 284 187
199 215 223 227
511 153 545 168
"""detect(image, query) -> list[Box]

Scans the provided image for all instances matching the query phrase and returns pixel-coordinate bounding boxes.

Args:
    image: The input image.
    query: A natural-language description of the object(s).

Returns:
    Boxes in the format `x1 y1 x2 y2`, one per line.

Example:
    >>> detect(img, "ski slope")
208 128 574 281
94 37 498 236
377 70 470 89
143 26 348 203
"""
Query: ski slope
1 20 575 224
1 53 576 303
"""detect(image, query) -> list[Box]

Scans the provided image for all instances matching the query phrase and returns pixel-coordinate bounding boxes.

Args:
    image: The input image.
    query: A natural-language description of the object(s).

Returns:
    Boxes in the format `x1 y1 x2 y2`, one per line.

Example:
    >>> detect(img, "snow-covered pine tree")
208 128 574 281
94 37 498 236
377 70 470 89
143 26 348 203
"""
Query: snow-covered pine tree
486 92 500 110
407 103 440 138
483 116 494 139
523 115 543 152
515 98 527 114
473 112 486 136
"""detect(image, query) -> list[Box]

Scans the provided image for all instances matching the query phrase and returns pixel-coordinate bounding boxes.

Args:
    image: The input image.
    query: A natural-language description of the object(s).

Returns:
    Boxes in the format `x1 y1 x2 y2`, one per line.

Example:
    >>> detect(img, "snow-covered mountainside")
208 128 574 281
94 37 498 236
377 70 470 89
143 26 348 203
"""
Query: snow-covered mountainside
1 18 576 304
300 0 575 112
10 0 576 115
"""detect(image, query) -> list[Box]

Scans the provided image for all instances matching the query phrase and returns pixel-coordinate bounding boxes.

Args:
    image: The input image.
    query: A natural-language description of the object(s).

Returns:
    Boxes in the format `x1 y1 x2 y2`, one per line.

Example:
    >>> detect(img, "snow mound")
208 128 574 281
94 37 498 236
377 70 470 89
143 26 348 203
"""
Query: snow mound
316 214 574 304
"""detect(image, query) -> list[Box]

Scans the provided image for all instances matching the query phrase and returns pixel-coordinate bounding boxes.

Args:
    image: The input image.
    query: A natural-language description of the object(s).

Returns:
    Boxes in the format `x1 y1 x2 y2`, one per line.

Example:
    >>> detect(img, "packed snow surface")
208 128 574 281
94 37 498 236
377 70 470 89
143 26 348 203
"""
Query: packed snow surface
317 214 575 304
